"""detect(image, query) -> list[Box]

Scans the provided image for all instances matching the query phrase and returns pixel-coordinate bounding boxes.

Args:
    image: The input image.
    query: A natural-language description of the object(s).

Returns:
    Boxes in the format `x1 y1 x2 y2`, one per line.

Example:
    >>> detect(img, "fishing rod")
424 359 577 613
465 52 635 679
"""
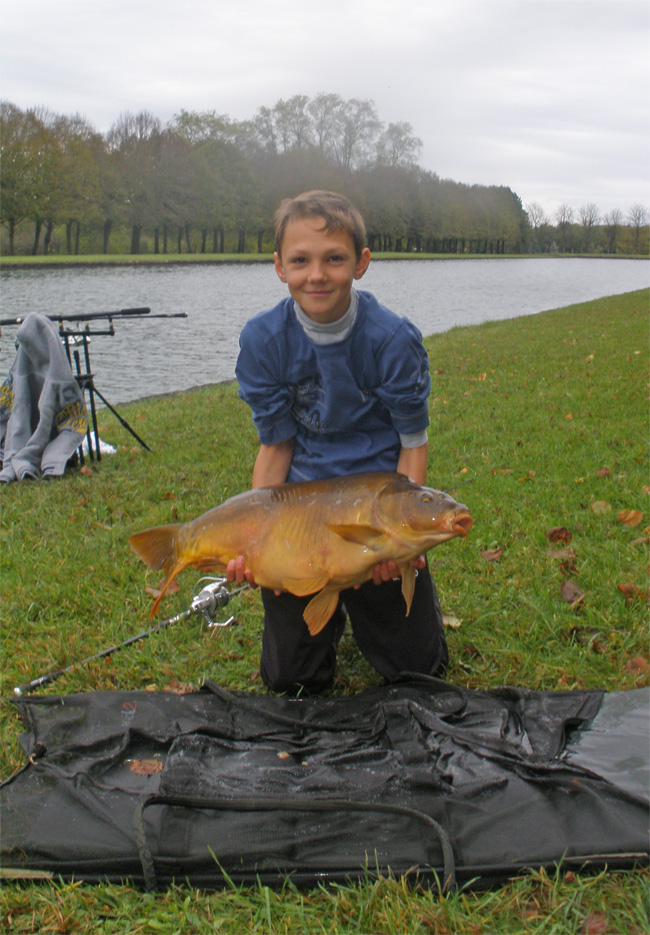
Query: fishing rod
13 578 248 696
0 308 188 326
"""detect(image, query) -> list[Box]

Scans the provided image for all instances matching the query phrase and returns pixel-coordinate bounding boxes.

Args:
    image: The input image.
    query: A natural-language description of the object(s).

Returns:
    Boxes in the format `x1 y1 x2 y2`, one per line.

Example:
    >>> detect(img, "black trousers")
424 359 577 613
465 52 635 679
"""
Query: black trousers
259 561 448 694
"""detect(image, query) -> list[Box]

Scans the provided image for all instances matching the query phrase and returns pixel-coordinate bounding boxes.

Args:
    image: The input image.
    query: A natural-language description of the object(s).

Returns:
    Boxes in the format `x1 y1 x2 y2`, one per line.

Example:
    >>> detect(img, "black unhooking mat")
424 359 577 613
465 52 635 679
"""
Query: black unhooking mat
1 679 648 890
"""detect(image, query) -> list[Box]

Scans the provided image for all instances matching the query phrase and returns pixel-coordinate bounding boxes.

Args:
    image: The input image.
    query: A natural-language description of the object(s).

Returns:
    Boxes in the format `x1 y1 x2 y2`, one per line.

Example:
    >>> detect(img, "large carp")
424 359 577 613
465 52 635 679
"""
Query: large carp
129 471 472 635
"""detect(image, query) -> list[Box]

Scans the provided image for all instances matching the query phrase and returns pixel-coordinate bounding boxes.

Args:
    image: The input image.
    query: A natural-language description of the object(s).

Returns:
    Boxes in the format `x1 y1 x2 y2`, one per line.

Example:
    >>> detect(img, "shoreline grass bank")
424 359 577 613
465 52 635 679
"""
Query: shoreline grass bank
1 289 648 933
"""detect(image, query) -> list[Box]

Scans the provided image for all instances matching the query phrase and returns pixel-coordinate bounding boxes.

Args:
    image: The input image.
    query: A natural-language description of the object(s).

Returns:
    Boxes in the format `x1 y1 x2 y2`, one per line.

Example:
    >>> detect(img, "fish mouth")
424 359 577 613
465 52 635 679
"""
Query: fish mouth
452 511 473 537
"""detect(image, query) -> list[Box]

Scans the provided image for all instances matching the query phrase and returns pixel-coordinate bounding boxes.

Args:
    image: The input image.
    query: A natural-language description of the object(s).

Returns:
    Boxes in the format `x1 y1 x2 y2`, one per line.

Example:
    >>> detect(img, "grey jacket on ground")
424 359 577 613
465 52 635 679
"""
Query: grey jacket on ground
0 313 88 482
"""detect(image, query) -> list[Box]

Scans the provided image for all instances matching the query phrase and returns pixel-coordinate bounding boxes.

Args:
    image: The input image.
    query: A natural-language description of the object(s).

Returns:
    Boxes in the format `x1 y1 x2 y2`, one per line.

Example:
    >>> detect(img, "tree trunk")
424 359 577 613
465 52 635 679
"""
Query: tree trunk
8 218 15 255
74 221 81 255
154 228 160 254
184 224 193 253
177 226 183 253
43 221 54 255
66 221 73 254
103 220 112 254
257 229 265 253
32 220 42 255
201 229 208 253
130 225 142 254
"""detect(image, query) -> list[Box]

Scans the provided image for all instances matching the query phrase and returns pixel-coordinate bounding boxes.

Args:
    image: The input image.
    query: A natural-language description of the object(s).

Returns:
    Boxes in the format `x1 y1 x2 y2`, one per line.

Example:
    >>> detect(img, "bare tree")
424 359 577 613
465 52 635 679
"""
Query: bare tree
525 202 548 251
627 203 649 253
376 122 422 168
272 96 313 151
554 203 574 253
602 208 623 254
578 203 600 253
333 98 382 170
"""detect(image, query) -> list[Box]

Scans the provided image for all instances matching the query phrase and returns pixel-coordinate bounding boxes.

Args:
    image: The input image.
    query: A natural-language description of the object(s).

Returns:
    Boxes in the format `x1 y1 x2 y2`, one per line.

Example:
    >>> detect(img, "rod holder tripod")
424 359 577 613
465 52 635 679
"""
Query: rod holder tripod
50 306 188 462
61 324 152 462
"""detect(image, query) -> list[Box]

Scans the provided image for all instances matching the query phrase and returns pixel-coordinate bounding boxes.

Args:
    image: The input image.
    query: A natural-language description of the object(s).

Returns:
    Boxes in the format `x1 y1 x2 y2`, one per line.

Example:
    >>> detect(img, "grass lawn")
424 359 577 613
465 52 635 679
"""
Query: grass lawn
1 289 648 933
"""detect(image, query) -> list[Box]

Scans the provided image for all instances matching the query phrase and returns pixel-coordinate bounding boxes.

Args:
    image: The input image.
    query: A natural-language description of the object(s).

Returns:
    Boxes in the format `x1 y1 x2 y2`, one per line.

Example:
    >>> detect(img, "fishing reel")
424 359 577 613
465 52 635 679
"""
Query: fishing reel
190 577 244 628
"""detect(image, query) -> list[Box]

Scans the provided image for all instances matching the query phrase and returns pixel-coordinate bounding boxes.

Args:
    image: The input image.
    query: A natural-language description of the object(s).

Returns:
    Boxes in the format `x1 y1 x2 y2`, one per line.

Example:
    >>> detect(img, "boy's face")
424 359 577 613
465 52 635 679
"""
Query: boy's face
274 217 371 324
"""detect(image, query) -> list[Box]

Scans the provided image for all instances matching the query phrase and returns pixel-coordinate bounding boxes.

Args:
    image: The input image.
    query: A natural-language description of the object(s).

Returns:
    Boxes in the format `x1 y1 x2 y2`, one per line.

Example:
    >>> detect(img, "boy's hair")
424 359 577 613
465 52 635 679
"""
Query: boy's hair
274 190 367 260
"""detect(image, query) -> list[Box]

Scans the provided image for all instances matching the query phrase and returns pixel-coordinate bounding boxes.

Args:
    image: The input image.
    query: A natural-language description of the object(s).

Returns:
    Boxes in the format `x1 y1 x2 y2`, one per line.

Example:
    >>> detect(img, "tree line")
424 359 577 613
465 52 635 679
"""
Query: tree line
0 95 647 257
525 201 649 256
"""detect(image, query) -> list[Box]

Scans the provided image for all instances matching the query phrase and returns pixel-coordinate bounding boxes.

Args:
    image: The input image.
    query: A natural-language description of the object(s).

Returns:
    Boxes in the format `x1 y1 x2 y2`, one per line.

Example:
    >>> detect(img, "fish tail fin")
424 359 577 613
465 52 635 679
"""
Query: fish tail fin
129 524 185 617
129 524 181 574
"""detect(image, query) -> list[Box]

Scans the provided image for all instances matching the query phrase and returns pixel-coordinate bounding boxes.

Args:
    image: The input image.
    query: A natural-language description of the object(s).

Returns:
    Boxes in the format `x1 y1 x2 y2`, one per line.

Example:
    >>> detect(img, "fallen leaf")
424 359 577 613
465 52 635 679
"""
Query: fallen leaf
478 373 487 381
79 465 93 477
162 680 196 694
129 759 163 776
560 580 585 606
549 548 577 561
145 578 180 600
630 535 650 546
491 468 513 475
565 413 573 420
626 657 650 674
461 644 483 661
570 627 607 652
442 615 462 628
481 548 503 562
560 558 579 576
617 583 650 603
596 466 611 478
581 910 608 934
546 527 572 543
590 500 611 514
618 508 643 527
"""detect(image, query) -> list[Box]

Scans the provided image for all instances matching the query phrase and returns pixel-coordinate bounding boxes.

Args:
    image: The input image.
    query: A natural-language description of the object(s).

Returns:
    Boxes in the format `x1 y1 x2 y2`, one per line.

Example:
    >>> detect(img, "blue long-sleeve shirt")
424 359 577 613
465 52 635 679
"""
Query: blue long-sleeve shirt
236 290 430 482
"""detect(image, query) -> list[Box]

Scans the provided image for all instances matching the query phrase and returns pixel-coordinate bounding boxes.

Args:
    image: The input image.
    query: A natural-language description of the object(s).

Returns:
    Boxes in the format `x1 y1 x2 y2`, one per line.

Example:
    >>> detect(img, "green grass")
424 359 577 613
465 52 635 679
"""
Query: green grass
1 289 648 933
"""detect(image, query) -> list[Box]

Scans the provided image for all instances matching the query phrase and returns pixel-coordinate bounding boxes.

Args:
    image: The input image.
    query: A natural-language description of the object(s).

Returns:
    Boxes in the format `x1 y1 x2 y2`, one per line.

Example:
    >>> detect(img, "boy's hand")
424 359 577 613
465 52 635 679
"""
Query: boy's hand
225 555 282 595
370 554 426 586
226 555 257 588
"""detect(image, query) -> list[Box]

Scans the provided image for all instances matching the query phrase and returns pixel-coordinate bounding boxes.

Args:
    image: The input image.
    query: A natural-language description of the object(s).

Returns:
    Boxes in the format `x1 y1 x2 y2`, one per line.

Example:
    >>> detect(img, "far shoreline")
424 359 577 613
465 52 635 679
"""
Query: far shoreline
2 252 647 271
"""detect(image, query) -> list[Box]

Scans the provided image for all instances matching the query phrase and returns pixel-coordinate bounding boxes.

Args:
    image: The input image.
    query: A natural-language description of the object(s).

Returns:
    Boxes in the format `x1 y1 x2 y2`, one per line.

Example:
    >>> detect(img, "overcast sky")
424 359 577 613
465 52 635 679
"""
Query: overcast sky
1 0 648 218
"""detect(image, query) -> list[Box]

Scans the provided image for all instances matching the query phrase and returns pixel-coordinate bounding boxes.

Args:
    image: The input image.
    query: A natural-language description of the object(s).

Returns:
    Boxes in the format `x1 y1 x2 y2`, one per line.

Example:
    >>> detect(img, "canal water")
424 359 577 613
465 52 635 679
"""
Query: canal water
1 258 647 405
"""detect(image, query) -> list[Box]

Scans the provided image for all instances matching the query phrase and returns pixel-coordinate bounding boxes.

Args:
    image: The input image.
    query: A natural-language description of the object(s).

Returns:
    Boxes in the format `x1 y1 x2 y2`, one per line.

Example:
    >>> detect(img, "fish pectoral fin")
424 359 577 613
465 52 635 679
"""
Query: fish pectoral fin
326 523 390 551
191 558 227 572
281 573 330 598
303 589 340 636
400 565 416 616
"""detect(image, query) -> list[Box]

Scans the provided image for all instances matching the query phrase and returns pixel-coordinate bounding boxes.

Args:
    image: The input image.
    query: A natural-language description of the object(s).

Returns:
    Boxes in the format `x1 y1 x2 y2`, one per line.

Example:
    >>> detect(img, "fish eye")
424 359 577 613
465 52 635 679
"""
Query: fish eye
420 494 433 503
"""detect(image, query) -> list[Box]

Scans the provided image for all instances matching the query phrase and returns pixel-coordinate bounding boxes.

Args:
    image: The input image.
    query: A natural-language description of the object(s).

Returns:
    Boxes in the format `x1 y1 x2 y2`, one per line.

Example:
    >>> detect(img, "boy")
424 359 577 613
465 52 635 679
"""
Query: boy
228 190 448 693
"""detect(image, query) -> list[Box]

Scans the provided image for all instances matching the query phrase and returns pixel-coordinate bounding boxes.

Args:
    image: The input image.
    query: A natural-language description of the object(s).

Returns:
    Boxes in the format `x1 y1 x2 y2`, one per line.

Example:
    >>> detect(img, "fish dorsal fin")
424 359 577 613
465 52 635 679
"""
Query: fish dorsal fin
327 523 389 551
303 589 340 635
281 572 330 598
400 564 416 615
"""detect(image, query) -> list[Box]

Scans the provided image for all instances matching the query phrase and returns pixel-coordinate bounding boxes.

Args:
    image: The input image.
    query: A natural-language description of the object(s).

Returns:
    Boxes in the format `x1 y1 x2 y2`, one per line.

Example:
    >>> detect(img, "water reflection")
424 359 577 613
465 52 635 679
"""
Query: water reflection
1 258 647 405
